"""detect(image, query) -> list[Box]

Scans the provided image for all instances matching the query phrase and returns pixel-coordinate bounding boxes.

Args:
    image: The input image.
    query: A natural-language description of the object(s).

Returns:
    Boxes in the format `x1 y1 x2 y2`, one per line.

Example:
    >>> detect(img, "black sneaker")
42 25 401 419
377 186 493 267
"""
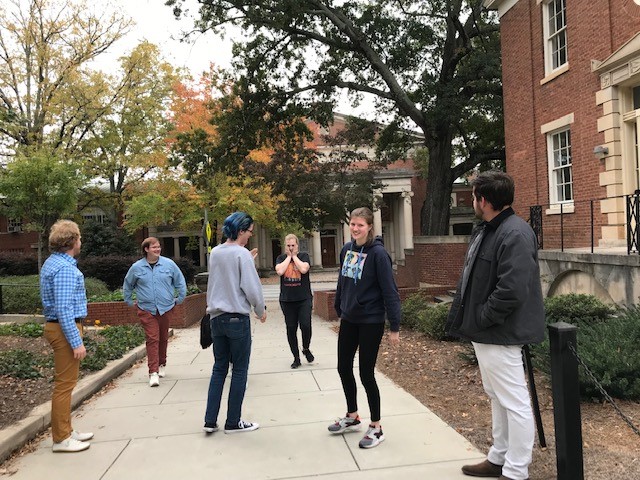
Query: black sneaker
291 358 301 369
203 423 218 433
302 349 315 363
224 419 259 434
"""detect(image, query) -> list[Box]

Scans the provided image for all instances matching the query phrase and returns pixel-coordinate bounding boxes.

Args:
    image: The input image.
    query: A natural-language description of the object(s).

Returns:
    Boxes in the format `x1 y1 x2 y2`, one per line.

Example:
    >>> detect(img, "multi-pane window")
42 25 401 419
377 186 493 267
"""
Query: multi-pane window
549 129 573 203
7 218 22 233
544 0 568 73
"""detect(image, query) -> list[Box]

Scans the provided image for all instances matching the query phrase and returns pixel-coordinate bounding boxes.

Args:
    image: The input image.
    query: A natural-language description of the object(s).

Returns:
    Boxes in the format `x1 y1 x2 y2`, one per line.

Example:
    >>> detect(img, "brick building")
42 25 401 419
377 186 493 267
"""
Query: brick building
486 0 640 305
486 0 640 249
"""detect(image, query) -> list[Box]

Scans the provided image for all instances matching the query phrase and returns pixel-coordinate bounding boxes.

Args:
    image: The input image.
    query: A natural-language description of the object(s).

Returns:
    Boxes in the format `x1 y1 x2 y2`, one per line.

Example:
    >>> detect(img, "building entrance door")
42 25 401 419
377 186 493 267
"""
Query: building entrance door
321 236 336 266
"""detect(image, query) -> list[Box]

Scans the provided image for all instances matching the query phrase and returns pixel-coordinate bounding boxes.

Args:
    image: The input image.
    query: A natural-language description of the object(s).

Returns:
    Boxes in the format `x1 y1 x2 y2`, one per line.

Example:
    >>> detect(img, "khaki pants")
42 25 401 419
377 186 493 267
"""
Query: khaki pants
44 322 83 443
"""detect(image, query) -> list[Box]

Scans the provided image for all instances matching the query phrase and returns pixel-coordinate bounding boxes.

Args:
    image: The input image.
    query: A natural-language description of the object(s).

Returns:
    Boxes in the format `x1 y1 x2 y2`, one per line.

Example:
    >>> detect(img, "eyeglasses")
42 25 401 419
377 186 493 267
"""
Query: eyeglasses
246 228 254 235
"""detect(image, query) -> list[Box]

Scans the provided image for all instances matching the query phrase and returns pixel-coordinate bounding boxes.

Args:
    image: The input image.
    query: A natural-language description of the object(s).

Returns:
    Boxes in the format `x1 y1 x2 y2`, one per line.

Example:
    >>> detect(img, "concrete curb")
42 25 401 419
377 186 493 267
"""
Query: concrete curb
0 343 148 464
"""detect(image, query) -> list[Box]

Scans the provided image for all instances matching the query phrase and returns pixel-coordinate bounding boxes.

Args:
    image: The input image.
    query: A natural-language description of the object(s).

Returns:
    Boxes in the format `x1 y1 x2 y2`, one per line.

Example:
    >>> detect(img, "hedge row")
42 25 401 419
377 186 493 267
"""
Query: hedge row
0 275 109 314
0 253 197 291
78 255 196 290
400 292 640 401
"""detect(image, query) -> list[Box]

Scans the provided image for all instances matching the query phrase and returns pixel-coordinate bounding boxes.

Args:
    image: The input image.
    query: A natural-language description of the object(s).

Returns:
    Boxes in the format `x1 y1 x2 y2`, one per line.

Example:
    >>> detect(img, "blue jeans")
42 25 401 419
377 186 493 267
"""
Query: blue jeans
204 313 252 428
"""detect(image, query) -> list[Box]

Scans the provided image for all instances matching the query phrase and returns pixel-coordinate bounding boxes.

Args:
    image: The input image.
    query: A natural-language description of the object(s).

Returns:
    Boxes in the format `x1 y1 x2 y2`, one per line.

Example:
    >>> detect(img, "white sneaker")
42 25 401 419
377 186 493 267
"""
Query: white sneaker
52 436 90 453
71 430 94 442
158 365 166 378
149 372 160 387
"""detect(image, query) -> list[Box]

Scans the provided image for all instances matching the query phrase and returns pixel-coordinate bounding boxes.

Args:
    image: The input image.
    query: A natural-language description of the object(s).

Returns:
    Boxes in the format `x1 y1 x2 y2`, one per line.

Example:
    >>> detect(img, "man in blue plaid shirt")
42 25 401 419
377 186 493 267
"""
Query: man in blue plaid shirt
40 220 93 453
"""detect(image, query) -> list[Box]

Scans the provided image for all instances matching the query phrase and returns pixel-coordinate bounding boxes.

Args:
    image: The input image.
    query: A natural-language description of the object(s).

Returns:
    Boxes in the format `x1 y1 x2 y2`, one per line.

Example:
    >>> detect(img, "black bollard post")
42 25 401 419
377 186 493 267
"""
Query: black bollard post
548 322 584 480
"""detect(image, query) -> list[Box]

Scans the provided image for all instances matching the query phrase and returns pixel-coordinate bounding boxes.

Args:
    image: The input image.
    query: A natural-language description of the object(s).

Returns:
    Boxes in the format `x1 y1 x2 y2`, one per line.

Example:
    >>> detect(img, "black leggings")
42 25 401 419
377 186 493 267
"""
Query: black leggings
280 298 313 358
337 319 385 422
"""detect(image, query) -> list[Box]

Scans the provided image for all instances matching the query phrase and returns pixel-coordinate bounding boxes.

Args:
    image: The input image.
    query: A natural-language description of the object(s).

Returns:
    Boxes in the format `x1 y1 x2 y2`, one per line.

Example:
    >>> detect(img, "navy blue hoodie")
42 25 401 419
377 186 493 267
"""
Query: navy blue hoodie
334 237 401 332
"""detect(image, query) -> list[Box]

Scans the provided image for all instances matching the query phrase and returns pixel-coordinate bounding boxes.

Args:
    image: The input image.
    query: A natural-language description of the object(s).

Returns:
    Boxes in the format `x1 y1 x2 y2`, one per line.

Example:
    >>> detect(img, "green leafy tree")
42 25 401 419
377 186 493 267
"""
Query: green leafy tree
80 218 137 258
0 0 131 151
79 41 179 222
168 0 504 235
0 148 82 268
244 116 383 230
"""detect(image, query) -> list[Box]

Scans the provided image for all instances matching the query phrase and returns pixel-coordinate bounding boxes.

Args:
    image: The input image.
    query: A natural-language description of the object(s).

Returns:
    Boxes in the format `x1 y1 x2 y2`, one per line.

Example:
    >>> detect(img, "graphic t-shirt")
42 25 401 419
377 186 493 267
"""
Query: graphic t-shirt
276 252 312 302
340 247 368 282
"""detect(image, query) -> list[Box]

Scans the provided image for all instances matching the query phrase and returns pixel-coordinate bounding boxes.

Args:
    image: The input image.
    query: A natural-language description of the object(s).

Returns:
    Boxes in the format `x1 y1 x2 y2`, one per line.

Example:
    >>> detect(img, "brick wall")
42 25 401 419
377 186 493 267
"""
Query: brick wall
500 0 640 249
313 286 455 322
395 236 468 288
86 293 206 328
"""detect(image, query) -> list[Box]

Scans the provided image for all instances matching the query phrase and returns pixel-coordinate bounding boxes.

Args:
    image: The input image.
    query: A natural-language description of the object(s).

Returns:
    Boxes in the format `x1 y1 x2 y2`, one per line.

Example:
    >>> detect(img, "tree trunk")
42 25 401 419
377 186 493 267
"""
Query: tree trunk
420 138 456 235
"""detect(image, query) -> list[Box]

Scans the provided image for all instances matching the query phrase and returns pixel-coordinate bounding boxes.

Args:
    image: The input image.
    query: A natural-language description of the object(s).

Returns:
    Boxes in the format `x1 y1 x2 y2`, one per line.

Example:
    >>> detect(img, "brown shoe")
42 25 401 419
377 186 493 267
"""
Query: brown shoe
461 459 503 477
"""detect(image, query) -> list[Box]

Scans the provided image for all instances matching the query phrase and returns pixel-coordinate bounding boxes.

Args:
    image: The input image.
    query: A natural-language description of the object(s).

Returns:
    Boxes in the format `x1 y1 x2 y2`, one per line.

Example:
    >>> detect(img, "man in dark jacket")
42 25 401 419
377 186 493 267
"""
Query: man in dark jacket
446 171 544 480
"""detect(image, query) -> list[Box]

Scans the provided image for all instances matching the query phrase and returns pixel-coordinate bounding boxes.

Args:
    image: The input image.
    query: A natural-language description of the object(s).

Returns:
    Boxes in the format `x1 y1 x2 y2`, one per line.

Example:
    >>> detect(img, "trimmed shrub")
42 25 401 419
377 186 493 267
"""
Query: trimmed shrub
0 252 38 276
78 255 196 290
544 293 616 326
576 307 640 400
401 293 431 330
400 293 451 340
0 275 109 314
531 294 640 400
88 283 199 303
418 303 450 340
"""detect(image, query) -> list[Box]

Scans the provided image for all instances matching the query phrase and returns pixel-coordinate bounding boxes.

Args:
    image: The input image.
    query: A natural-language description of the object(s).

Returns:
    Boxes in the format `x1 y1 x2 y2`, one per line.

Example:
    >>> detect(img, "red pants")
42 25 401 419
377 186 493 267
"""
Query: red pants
44 322 83 443
137 307 173 374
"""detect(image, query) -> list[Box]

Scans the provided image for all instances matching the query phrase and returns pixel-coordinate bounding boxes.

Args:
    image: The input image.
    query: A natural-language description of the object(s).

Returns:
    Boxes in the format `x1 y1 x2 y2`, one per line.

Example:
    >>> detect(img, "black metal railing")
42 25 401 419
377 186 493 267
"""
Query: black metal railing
626 190 640 254
528 192 640 254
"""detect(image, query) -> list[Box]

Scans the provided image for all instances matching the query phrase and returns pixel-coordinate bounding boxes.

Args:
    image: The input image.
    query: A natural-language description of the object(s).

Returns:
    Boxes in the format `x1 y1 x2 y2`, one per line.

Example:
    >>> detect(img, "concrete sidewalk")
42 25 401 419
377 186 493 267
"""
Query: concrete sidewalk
1 300 483 479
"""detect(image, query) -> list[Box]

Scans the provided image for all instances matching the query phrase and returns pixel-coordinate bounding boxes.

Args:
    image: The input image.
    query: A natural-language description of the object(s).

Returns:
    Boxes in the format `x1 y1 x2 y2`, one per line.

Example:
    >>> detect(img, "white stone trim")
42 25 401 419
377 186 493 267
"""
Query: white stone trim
541 113 574 134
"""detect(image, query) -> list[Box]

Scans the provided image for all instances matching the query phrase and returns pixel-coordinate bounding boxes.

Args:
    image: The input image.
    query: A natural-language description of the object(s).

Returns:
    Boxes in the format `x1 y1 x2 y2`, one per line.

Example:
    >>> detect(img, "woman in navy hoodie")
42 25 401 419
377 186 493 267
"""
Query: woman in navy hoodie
328 207 401 449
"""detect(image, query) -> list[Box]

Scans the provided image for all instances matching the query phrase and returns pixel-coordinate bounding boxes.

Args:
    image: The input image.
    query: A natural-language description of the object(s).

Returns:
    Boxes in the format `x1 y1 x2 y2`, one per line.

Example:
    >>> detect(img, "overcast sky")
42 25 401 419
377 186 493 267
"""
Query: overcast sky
95 0 374 118
94 0 229 76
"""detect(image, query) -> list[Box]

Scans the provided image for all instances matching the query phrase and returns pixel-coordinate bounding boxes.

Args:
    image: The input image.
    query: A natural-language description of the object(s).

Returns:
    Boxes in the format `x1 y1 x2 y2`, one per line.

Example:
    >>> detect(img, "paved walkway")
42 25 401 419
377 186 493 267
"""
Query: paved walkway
2 290 483 479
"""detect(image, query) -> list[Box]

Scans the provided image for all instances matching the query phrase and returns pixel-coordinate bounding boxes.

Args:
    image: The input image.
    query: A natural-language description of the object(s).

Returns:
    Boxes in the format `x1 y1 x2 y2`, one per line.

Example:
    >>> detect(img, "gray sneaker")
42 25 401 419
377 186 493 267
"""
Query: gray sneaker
359 425 385 448
328 415 361 434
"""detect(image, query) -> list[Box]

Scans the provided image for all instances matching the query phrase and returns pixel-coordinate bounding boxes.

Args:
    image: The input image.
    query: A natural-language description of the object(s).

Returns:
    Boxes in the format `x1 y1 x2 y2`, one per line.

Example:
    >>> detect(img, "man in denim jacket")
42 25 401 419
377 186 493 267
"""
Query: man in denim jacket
124 237 186 387
446 171 544 480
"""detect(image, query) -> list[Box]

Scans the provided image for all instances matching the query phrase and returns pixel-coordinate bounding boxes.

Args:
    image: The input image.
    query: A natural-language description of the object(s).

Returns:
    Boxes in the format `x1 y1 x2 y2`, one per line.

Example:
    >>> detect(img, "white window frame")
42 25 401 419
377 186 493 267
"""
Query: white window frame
541 114 574 214
621 86 640 194
547 128 573 208
542 0 568 76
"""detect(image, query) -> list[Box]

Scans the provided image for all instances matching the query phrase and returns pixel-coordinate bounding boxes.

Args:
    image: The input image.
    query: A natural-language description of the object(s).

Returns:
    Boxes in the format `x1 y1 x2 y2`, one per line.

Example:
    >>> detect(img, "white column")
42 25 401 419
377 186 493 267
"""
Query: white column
396 196 405 260
402 190 415 250
372 191 383 237
312 230 322 267
173 237 180 260
373 209 382 237
342 221 351 244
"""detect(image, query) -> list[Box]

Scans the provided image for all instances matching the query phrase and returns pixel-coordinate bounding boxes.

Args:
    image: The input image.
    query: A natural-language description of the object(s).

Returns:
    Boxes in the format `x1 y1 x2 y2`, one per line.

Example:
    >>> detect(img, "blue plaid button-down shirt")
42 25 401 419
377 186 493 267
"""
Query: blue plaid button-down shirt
40 252 87 349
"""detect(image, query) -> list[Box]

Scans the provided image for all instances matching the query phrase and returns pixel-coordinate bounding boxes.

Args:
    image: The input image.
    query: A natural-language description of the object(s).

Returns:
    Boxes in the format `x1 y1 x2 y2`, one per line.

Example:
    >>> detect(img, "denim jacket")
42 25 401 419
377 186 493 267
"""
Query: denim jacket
123 256 187 315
